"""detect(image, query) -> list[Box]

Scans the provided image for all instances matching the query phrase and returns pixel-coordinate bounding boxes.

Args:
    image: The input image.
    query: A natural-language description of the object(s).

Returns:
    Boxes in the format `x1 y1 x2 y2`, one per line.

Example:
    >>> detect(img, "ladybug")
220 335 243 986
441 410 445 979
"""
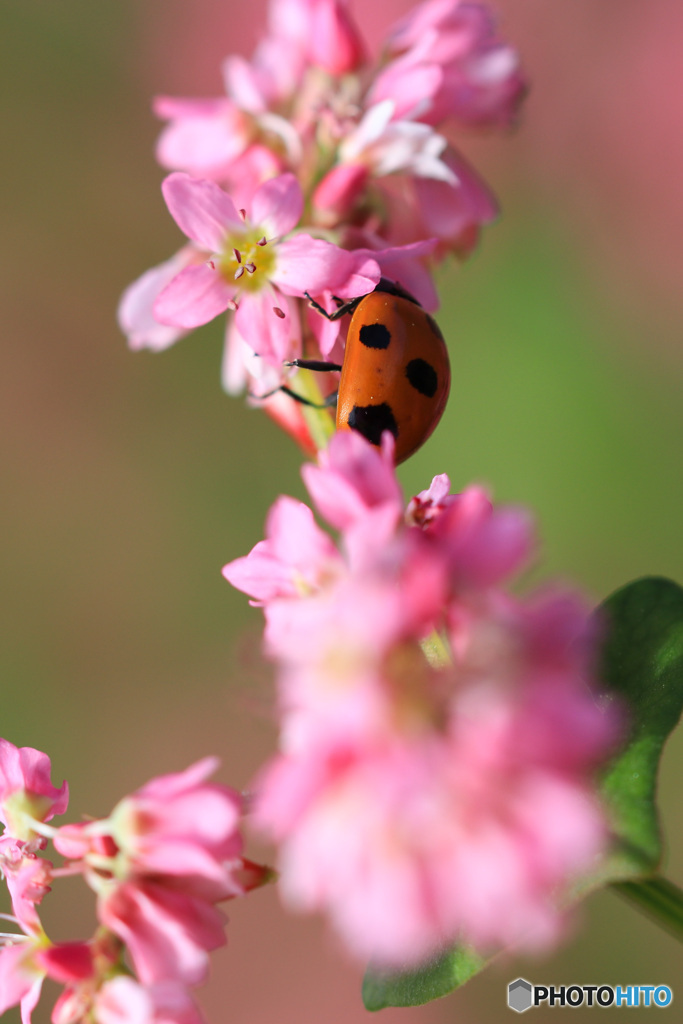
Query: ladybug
288 278 450 464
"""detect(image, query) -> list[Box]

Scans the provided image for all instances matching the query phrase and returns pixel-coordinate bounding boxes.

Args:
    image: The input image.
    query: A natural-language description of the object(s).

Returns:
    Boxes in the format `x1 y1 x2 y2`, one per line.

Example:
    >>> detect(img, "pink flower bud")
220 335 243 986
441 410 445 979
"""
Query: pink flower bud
312 163 369 226
309 1 366 75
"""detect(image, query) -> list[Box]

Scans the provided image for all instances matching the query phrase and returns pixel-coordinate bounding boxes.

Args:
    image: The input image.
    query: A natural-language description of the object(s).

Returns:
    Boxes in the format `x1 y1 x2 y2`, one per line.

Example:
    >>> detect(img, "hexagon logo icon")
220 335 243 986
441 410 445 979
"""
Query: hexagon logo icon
508 978 533 1013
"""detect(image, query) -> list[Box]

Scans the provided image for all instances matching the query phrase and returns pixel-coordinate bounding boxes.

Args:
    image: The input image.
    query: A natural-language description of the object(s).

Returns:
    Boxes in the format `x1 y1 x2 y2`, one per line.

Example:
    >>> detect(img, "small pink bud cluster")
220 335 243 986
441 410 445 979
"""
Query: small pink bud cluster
223 433 618 966
119 0 526 452
0 742 270 1024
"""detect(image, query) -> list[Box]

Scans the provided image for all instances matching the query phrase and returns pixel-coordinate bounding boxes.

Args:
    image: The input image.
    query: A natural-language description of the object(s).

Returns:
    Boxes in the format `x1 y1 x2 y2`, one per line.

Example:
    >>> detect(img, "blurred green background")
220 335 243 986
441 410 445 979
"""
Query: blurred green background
1 1 682 1021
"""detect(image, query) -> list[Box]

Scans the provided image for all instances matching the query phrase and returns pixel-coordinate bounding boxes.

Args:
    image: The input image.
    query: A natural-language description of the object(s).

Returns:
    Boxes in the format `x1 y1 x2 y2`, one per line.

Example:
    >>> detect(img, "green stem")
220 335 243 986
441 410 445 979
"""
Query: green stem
295 368 336 452
612 875 683 943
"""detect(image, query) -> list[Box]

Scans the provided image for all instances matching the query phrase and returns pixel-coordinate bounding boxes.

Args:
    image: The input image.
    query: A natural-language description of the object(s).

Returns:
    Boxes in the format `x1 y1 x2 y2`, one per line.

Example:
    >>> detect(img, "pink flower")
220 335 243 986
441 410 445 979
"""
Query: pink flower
223 496 343 603
380 0 526 128
0 935 92 1024
301 431 403 538
154 97 253 180
55 757 254 903
255 677 609 965
411 148 498 255
52 759 270 987
153 172 380 365
0 941 46 1024
107 756 244 902
98 880 227 986
0 841 52 934
306 0 366 76
154 94 296 198
0 739 68 842
254 585 615 964
224 436 617 964
49 934 124 1024
95 977 206 1024
265 0 365 78
338 100 456 184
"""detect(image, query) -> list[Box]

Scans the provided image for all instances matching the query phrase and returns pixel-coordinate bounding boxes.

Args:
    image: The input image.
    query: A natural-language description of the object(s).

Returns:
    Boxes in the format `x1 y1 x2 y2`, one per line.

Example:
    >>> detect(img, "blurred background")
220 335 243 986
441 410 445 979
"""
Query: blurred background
2 1 683 1020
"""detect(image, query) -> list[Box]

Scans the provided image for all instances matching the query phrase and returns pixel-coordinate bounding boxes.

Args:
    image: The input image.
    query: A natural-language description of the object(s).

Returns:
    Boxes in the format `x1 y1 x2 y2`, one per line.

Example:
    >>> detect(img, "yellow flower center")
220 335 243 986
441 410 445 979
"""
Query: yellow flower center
219 227 277 293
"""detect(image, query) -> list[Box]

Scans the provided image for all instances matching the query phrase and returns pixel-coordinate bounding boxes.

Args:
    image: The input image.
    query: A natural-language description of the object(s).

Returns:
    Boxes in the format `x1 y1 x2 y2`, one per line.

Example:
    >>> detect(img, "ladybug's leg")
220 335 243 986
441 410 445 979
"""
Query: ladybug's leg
286 358 342 372
304 291 362 322
281 385 338 409
251 384 338 409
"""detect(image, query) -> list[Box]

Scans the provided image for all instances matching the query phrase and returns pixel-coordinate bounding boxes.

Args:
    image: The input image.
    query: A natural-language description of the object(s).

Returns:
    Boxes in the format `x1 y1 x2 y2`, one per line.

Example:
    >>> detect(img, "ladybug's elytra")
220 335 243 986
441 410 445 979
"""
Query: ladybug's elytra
292 278 451 465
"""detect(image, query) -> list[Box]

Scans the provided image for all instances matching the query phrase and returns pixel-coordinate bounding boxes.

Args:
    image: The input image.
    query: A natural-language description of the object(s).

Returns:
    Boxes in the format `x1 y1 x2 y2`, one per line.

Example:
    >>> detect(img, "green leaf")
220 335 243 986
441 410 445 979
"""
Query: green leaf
362 947 487 1012
594 576 683 883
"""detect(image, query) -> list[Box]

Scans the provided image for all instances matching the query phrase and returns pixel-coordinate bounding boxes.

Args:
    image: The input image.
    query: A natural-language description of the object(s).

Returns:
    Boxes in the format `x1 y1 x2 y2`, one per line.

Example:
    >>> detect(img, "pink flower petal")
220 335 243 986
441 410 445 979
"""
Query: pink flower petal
118 248 196 352
250 173 303 239
414 150 498 249
161 173 241 251
273 237 380 297
154 263 232 329
0 945 42 1021
369 60 443 121
302 432 403 533
155 104 248 180
153 97 228 120
37 943 94 984
99 881 226 987
234 288 294 365
96 977 206 1024
308 0 366 75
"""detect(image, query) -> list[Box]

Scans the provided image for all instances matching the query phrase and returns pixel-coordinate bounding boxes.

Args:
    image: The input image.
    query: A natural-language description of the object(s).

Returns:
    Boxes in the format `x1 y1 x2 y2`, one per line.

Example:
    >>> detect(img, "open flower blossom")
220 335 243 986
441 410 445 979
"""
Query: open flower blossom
152 171 380 368
0 750 271 1023
119 0 525 455
224 432 619 965
53 757 268 987
0 738 68 844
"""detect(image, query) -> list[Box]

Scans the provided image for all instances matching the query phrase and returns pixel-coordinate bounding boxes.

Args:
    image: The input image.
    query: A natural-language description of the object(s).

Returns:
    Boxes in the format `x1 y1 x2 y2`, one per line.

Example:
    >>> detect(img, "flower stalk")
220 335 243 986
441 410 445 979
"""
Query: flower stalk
613 876 683 944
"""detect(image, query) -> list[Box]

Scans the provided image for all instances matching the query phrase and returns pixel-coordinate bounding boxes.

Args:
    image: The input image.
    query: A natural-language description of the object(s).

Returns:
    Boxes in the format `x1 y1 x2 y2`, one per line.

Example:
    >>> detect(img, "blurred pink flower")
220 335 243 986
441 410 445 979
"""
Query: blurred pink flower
0 739 68 843
154 97 253 180
97 880 227 986
301 430 403 536
223 495 343 603
0 841 52 935
338 100 456 183
380 0 526 127
224 434 617 964
266 0 365 78
95 976 207 1024
307 0 366 76
0 935 93 1024
255 659 609 964
0 941 46 1024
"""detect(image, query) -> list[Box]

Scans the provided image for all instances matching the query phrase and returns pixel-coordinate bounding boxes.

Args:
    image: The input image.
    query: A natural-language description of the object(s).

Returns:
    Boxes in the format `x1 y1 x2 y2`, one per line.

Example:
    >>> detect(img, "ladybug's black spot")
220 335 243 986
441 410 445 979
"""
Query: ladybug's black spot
348 403 398 445
405 358 438 397
359 322 391 349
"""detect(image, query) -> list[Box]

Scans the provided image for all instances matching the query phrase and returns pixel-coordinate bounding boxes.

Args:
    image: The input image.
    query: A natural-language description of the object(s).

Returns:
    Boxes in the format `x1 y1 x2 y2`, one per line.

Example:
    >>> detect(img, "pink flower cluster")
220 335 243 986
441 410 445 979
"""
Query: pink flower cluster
0 742 270 1024
119 0 525 452
224 433 617 966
